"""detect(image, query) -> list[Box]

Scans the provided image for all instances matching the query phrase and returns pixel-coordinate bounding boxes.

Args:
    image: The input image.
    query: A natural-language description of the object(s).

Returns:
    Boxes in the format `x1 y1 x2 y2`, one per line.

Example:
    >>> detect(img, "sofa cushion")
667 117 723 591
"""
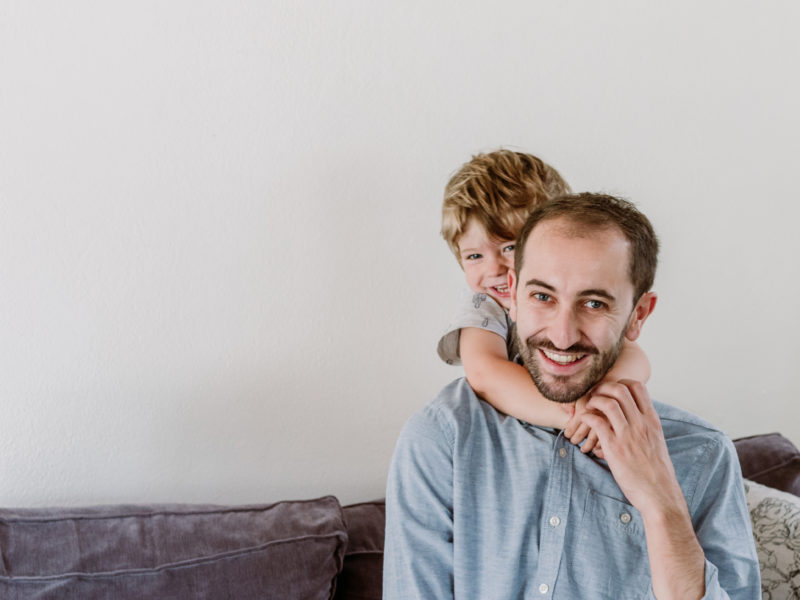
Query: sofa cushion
334 499 385 600
744 479 800 598
0 496 346 600
734 433 800 497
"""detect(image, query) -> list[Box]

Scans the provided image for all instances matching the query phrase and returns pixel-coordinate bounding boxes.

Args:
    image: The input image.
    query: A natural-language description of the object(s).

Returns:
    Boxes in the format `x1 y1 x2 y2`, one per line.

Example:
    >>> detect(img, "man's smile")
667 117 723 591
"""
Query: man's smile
539 348 588 366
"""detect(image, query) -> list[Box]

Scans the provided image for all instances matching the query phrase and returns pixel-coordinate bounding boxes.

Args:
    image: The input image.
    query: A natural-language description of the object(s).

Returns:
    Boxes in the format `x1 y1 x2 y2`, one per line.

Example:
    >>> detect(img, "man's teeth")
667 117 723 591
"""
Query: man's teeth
541 349 585 365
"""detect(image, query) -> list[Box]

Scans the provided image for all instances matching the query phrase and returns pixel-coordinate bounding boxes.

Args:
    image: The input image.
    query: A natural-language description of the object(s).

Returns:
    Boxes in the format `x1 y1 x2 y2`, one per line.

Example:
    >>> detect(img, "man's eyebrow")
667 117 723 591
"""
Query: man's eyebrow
524 280 617 302
524 279 555 291
579 289 616 302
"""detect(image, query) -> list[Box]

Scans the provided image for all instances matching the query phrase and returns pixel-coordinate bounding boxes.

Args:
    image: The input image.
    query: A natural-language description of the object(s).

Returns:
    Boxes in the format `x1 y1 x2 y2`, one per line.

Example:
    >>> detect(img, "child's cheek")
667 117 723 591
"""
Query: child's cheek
464 267 482 294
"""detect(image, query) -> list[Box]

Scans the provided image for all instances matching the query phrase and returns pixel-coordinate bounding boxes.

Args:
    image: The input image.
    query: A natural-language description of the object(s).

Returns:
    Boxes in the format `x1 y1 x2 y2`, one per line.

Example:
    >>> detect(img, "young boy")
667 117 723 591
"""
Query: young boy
438 149 650 450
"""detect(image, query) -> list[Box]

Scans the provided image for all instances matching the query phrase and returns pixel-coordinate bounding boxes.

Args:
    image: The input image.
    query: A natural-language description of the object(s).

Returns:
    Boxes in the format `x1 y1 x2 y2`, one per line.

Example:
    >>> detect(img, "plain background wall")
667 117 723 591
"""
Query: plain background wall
1 1 798 507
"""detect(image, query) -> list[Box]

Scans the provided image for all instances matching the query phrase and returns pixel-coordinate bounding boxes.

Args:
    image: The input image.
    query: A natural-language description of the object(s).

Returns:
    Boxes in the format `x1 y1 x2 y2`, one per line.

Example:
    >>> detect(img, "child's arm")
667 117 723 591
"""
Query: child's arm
603 338 651 384
564 339 651 454
459 327 572 428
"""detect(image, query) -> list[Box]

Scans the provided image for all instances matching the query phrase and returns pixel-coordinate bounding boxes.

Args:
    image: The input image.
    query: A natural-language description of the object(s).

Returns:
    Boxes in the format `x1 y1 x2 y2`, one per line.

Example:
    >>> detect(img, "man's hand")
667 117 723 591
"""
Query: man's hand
579 380 682 513
577 379 706 600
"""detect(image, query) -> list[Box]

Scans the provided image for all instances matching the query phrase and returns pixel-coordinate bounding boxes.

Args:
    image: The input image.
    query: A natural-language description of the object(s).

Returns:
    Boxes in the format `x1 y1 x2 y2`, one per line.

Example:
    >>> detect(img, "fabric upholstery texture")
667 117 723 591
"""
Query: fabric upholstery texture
744 479 800 599
334 500 385 600
0 496 346 600
734 433 800 497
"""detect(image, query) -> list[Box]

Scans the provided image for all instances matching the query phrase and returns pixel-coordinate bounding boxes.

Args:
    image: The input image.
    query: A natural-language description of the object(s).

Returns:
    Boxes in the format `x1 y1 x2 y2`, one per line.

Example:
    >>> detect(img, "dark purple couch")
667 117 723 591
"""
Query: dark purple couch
0 433 796 599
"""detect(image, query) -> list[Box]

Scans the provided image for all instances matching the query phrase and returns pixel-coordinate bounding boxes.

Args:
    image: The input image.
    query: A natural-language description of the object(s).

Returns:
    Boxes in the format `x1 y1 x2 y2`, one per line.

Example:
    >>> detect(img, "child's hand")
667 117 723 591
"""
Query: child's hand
564 396 604 458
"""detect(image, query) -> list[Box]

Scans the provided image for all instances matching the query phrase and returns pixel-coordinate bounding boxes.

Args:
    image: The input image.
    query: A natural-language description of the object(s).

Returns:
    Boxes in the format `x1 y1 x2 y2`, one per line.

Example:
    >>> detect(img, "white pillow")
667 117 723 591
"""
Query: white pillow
744 478 800 598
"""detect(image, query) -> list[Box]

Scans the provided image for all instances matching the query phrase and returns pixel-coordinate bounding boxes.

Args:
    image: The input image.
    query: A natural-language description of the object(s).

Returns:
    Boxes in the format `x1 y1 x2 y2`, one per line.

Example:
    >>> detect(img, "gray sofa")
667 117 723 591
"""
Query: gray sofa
0 433 798 599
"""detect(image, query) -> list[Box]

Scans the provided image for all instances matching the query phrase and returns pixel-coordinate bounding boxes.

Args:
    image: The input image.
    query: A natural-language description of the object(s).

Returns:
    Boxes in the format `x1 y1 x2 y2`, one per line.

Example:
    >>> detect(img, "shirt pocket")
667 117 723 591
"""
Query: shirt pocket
572 489 653 600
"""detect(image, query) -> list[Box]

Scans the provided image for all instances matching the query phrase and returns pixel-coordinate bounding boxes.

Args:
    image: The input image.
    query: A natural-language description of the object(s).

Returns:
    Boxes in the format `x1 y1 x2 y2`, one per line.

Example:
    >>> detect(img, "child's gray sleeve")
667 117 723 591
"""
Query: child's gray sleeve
436 288 511 366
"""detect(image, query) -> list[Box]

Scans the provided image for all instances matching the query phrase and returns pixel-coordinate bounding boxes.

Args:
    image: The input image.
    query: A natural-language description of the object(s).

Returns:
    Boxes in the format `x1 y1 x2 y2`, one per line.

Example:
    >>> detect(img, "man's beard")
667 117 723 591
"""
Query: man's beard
516 329 626 404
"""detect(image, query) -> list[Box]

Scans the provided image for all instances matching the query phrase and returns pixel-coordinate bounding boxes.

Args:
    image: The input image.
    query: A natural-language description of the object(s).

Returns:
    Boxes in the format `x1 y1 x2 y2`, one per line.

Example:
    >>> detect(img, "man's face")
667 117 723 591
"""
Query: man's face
509 219 641 404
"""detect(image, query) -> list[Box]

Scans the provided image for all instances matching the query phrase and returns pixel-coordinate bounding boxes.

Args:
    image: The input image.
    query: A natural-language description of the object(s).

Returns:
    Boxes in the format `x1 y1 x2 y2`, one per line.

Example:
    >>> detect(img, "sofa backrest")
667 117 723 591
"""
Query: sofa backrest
0 496 347 599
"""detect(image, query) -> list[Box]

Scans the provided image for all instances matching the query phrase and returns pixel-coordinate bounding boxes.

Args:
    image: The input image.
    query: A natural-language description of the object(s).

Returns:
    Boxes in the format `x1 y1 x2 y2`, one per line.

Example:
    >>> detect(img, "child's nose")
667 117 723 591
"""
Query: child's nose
499 253 514 269
489 253 512 275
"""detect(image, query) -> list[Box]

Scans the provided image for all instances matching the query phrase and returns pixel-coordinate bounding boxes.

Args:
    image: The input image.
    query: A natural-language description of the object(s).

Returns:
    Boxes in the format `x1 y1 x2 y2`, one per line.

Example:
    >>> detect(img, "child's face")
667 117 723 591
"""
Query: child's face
458 217 516 310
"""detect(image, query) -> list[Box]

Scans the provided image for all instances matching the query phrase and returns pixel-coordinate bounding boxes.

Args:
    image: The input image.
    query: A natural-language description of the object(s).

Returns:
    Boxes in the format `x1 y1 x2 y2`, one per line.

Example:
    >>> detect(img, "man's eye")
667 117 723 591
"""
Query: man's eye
585 300 605 309
532 292 551 302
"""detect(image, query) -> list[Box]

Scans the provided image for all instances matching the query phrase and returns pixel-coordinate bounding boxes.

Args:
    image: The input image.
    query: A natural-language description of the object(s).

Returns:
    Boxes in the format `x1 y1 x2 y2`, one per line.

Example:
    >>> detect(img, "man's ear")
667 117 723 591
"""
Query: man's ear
625 292 657 341
508 269 518 322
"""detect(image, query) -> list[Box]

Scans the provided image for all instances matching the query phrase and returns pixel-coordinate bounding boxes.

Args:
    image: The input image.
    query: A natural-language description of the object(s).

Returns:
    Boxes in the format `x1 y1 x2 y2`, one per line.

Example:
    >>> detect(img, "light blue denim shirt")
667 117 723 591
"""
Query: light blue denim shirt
383 378 760 599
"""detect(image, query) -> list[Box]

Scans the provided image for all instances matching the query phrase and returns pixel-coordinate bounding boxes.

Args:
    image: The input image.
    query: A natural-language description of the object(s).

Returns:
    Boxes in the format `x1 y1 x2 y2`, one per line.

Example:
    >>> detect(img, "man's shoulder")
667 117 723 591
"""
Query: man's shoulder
653 400 736 461
654 400 724 436
412 377 483 426
654 400 718 430
403 378 504 443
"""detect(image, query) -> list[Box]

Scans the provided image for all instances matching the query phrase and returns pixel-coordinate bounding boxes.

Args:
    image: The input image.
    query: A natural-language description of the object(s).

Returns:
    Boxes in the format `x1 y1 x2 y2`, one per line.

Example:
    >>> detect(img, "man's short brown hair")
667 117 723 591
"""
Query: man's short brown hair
514 193 660 302
441 149 570 260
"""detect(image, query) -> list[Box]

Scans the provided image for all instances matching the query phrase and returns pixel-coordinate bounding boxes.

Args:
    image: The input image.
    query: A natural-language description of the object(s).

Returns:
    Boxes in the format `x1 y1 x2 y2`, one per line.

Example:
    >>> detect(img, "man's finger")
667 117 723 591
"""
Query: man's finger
591 381 641 426
585 393 629 434
616 379 656 417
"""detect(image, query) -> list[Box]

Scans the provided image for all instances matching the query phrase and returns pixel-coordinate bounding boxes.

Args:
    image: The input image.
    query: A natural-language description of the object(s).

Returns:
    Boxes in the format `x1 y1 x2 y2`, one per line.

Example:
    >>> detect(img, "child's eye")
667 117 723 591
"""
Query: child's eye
502 244 515 253
585 300 605 310
464 253 482 261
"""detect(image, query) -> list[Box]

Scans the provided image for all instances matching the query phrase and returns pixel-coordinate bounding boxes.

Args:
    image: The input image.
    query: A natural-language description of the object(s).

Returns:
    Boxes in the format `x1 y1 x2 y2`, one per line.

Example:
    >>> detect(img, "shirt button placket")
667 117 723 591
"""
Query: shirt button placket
532 439 571 597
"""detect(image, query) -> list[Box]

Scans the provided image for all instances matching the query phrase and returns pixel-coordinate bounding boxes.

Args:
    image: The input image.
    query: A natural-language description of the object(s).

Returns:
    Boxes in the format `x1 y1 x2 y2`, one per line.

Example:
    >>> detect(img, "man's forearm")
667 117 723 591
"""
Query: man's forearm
641 501 706 599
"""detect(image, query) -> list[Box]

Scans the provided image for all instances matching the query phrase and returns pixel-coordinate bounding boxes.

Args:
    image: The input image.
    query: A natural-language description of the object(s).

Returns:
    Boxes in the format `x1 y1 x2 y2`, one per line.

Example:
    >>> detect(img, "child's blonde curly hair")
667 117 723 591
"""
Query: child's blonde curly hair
441 149 570 261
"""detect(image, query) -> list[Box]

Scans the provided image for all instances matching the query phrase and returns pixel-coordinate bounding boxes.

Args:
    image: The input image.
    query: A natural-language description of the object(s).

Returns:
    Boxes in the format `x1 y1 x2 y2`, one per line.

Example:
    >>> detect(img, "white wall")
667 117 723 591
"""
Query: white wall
1 1 798 507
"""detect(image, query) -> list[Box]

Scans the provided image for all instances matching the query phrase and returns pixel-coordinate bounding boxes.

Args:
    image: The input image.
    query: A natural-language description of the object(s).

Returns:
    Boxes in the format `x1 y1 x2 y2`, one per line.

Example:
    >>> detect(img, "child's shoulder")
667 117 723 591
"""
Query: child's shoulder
437 288 514 365
456 287 508 317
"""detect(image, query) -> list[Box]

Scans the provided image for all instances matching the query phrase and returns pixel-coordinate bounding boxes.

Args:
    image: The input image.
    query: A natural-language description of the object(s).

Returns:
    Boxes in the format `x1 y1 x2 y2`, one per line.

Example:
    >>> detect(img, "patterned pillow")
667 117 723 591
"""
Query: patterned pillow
744 479 800 599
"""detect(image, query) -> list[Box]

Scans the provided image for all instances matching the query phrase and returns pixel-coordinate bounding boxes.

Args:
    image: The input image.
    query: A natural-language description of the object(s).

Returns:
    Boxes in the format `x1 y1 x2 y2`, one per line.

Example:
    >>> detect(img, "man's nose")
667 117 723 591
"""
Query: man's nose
549 305 581 350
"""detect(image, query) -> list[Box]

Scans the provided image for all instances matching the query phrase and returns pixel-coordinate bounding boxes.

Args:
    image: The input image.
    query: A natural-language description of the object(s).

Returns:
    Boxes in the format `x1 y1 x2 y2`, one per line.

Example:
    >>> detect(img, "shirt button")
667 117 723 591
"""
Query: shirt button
539 583 549 594
549 516 560 527
558 448 567 458
620 512 632 524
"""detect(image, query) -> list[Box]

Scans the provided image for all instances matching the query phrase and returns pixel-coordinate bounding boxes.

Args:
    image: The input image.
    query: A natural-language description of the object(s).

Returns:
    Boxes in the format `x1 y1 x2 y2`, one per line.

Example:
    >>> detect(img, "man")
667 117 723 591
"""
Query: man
383 193 760 599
